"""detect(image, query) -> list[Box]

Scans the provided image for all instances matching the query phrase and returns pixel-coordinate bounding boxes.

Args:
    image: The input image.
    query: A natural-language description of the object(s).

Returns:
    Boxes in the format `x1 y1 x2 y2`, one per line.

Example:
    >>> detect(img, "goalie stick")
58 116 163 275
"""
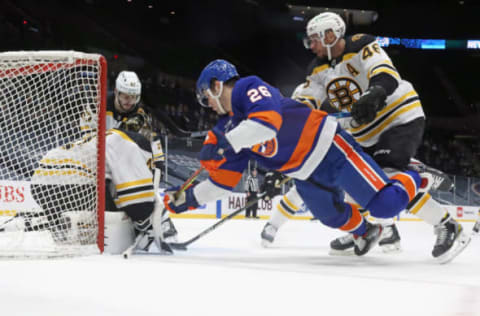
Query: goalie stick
169 177 291 250
0 211 55 232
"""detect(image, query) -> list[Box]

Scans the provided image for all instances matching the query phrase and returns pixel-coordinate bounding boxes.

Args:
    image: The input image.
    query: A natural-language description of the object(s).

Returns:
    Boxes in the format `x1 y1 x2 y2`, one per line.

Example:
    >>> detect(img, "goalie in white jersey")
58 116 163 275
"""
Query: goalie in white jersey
79 70 174 241
261 12 470 263
28 128 172 254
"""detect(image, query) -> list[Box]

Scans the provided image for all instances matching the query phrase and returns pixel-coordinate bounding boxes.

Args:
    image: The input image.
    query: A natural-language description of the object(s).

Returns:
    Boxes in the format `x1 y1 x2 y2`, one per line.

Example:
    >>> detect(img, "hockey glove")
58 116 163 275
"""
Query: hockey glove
261 171 286 201
121 114 145 132
351 85 387 126
199 127 232 172
163 186 200 214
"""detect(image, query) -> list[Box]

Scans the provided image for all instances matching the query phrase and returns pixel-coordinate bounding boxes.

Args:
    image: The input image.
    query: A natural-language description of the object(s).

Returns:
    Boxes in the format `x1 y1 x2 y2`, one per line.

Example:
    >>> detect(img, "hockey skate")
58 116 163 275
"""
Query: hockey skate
378 224 402 253
329 223 400 255
133 229 173 255
133 218 173 255
432 215 471 264
162 217 179 243
329 233 355 255
260 223 278 248
353 222 383 256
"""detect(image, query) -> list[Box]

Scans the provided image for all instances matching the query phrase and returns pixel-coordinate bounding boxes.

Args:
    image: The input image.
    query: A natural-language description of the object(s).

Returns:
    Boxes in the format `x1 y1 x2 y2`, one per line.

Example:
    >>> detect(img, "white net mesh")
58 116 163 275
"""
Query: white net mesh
0 51 106 258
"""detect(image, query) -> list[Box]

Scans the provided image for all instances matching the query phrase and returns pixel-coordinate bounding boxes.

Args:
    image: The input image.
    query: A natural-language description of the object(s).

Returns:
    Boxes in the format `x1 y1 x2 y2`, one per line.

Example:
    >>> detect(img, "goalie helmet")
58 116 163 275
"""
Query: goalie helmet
115 71 141 105
196 59 239 114
303 12 346 60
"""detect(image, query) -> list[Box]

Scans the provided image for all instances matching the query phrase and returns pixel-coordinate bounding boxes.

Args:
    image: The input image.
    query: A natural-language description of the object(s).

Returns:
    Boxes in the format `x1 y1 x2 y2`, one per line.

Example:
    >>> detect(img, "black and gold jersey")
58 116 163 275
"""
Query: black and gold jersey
292 34 425 147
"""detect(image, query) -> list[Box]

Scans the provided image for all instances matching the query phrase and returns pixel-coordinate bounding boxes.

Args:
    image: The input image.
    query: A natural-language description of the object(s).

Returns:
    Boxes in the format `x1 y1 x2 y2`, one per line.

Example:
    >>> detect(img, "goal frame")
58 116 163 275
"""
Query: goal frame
0 50 107 255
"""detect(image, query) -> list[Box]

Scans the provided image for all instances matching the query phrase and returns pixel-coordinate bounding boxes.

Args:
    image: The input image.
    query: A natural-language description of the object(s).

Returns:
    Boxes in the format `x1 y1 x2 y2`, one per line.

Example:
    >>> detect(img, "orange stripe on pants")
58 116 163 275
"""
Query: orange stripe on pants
333 134 385 191
340 204 363 232
391 173 417 201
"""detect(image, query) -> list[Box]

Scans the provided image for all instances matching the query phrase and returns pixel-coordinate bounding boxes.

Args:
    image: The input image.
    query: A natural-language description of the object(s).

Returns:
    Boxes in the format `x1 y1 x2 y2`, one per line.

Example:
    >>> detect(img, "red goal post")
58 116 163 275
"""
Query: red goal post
0 51 106 258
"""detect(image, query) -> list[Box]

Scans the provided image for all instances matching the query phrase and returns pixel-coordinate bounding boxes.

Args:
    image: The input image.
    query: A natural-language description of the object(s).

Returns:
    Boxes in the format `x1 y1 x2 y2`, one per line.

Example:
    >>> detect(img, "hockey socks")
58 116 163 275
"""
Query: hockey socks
407 193 446 226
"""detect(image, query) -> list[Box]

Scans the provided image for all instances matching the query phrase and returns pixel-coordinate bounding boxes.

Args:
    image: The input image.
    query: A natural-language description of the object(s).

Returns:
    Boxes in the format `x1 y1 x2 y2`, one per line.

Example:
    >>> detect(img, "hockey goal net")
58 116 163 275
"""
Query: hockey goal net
0 51 106 258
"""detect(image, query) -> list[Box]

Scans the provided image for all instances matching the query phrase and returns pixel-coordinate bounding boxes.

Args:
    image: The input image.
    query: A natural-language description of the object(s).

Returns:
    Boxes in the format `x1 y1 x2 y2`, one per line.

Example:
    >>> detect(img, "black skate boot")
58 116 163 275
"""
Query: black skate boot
162 217 178 243
329 233 355 255
353 222 383 256
330 209 369 255
260 223 278 248
378 223 401 253
432 214 471 264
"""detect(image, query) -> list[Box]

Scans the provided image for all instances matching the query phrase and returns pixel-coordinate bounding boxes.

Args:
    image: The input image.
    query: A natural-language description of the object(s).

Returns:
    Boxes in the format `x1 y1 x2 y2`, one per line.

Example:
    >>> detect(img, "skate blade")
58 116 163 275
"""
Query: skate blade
436 232 471 264
261 239 273 248
159 241 174 255
380 242 402 254
329 248 355 256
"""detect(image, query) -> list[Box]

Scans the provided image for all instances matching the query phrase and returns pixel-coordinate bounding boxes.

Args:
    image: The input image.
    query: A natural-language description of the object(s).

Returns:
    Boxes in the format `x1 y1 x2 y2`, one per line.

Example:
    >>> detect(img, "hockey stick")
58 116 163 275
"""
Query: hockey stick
174 166 205 200
123 167 205 258
0 215 17 232
472 209 480 235
169 177 291 250
0 211 51 232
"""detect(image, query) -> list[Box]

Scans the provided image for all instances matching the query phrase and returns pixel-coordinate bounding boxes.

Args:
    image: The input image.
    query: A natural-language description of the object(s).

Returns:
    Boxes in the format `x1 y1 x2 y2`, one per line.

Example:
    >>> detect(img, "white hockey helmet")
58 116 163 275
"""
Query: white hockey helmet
304 12 346 60
115 71 141 103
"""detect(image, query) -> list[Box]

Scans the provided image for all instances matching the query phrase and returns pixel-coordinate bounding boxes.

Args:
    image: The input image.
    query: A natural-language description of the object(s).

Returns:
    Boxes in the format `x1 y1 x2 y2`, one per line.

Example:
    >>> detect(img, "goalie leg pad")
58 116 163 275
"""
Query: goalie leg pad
104 211 135 254
129 201 173 255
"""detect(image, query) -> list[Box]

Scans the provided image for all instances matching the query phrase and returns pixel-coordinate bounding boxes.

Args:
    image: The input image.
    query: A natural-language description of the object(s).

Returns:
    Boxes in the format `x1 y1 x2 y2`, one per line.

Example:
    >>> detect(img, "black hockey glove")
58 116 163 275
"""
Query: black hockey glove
121 114 145 132
351 85 387 126
261 171 285 201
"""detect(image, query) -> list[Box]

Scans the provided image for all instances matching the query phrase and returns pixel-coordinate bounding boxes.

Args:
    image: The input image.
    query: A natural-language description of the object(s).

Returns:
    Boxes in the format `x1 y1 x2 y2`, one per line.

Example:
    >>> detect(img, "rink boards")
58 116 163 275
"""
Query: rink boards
0 180 477 222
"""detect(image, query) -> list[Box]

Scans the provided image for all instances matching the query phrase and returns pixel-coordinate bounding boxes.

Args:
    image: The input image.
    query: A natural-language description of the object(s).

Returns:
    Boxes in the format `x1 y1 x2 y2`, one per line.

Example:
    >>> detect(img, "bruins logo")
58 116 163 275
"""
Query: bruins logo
251 138 278 158
326 77 362 111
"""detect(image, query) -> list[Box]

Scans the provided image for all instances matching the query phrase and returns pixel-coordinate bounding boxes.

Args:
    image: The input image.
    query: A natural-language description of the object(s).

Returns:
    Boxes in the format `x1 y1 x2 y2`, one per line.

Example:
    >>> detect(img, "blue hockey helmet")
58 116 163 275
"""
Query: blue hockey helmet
196 59 239 108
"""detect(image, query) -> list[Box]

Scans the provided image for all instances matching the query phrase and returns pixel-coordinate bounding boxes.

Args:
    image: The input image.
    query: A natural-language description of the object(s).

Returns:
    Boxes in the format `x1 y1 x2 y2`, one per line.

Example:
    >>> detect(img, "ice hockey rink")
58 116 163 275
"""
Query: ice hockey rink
0 218 479 316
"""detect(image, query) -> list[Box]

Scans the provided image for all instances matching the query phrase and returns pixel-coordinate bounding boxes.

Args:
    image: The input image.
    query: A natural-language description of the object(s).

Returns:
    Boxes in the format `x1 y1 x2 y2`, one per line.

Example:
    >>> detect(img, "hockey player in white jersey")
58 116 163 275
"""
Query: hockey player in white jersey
81 71 150 134
79 71 165 174
104 128 172 254
27 128 172 254
261 12 470 263
79 70 174 241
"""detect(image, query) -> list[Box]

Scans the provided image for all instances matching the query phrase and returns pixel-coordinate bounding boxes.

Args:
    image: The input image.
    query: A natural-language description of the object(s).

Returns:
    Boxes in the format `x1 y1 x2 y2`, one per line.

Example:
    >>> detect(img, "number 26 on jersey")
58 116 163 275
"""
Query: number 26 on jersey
247 85 272 102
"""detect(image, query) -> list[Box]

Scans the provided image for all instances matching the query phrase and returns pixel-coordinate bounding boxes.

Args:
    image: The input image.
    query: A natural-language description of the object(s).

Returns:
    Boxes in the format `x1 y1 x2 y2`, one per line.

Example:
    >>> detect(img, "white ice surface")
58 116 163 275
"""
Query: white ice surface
0 219 479 316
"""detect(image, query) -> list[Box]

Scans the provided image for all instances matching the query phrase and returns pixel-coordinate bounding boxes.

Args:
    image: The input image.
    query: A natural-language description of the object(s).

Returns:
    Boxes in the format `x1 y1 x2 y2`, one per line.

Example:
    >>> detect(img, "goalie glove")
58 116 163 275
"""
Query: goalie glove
163 186 200 214
351 85 387 126
121 113 145 132
199 127 232 172
261 171 285 201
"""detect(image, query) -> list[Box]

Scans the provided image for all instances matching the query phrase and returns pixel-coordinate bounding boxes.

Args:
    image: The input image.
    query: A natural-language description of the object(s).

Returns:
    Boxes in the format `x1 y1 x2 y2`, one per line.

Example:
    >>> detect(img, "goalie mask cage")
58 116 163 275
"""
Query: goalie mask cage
0 51 106 258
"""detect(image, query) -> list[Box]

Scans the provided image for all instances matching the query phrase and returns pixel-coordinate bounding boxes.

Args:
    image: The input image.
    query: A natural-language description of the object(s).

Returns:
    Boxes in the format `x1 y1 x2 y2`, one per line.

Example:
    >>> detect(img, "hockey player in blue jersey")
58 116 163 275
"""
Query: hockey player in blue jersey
163 59 423 256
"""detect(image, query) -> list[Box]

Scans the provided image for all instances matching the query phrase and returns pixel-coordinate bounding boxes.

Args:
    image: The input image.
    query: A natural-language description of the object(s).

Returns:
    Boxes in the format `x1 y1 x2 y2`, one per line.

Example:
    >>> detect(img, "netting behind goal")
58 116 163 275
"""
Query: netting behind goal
0 51 106 258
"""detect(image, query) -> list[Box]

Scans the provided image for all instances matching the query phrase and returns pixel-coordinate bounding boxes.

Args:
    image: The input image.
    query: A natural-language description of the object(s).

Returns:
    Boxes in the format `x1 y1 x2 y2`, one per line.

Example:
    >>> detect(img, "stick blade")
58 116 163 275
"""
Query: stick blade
169 243 188 250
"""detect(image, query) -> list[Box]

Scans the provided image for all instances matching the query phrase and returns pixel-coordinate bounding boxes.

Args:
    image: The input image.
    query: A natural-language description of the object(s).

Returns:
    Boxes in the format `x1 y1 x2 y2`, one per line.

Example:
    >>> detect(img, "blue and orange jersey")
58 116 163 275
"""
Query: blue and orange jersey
205 75 338 190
